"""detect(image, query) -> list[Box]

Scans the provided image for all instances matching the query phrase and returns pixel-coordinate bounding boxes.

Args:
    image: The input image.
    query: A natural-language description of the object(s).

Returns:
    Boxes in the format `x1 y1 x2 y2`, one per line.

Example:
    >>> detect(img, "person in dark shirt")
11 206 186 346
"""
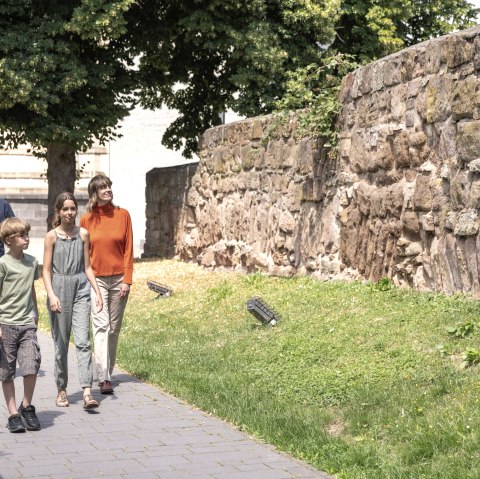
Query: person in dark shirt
0 199 15 257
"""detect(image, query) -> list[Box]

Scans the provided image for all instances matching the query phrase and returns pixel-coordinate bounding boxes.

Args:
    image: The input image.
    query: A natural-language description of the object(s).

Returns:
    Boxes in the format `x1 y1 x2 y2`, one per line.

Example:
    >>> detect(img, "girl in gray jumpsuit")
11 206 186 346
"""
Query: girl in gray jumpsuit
43 192 103 409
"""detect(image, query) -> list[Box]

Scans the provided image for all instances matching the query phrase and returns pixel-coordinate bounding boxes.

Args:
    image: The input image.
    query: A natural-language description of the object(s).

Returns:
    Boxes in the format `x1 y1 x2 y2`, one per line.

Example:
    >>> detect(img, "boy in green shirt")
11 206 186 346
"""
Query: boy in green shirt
0 218 41 432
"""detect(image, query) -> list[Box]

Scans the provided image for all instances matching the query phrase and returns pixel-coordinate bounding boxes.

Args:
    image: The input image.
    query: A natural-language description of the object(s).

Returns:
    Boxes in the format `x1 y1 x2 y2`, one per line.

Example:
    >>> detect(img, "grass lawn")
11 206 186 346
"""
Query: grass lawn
37 258 480 479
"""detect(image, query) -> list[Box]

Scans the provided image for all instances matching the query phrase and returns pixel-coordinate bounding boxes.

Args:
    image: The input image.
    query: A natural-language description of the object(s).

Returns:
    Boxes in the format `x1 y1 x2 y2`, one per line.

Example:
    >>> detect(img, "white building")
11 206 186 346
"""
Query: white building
0 106 242 261
0 106 195 260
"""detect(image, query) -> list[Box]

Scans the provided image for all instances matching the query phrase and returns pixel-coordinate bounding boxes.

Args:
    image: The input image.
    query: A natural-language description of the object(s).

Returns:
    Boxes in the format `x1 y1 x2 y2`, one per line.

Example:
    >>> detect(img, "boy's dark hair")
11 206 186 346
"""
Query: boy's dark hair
0 217 31 245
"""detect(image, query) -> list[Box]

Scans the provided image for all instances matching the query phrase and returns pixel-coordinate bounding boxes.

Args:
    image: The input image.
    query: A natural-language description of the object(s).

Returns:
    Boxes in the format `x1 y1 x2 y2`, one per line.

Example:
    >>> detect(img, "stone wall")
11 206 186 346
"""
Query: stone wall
337 26 480 294
144 119 342 279
144 164 198 258
145 26 480 296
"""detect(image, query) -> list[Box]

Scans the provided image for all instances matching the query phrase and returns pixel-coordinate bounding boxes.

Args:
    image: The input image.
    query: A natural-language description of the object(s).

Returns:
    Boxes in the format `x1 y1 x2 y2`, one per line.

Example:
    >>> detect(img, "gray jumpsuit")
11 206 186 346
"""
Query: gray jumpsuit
48 232 93 389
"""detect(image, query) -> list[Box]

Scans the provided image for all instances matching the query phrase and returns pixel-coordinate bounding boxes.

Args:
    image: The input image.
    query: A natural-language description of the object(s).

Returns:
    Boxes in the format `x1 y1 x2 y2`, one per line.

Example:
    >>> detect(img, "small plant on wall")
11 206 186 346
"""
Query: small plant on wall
265 52 358 156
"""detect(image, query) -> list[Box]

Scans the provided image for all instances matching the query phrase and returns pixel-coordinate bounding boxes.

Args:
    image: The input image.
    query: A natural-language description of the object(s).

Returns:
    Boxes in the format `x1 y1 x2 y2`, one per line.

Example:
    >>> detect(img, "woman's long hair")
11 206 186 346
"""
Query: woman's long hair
86 174 116 212
52 192 78 228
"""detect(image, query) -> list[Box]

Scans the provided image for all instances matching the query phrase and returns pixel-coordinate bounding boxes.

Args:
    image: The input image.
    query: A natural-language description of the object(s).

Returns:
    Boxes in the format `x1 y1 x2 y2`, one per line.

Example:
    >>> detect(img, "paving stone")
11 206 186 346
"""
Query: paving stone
0 332 333 479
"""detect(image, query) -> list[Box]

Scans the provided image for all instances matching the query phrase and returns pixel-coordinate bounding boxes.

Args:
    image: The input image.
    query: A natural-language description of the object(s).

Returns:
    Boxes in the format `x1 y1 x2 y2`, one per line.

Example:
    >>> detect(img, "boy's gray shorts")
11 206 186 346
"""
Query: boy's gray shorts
0 324 41 381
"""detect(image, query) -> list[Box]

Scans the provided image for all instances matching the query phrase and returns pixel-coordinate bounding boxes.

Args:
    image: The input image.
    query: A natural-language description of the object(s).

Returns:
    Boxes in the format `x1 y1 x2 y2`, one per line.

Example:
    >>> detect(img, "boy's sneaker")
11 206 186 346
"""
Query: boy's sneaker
8 414 26 433
18 403 40 431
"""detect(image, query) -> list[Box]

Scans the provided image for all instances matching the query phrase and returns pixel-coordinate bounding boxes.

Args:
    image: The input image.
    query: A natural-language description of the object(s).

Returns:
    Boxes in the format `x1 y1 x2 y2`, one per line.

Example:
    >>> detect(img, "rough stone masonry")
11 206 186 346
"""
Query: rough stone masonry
145 25 480 297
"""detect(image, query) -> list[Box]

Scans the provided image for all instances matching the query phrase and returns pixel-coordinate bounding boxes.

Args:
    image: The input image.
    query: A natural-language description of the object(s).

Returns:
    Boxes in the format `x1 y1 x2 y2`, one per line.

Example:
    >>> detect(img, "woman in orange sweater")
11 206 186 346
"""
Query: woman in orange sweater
80 175 133 395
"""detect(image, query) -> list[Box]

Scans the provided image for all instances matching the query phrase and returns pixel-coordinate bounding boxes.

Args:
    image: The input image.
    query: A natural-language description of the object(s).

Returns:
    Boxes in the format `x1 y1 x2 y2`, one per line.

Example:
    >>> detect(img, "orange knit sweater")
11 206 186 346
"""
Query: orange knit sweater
80 204 134 284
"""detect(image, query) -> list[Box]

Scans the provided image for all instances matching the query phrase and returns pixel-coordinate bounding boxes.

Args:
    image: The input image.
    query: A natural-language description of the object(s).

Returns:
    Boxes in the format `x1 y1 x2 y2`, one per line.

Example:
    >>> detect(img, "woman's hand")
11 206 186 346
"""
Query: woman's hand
95 295 103 313
49 295 62 312
119 282 130 298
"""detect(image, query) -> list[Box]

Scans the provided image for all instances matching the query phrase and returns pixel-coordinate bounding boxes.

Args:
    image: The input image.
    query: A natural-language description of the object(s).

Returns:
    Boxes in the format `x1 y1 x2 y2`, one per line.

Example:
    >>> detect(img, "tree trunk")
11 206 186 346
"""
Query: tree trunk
46 142 76 230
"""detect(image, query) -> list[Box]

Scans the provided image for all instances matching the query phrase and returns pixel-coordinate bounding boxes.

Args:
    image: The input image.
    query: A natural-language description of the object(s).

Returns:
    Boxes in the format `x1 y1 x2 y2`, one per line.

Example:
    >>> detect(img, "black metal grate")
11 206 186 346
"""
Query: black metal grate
246 297 281 326
147 280 173 297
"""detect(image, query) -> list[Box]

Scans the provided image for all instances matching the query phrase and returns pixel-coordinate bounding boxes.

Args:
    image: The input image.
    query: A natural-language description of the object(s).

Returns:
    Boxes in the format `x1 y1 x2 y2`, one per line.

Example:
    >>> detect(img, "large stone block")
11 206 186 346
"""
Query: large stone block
349 130 369 173
426 76 453 123
445 35 474 69
474 34 480 70
240 144 255 171
372 140 394 172
251 119 264 140
426 34 473 76
437 123 457 161
393 131 410 168
384 183 405 217
369 189 384 217
413 174 433 211
468 178 480 209
454 210 479 236
456 120 480 163
401 211 420 235
451 76 480 120
390 84 407 122
450 170 469 210
383 56 402 86
354 182 373 216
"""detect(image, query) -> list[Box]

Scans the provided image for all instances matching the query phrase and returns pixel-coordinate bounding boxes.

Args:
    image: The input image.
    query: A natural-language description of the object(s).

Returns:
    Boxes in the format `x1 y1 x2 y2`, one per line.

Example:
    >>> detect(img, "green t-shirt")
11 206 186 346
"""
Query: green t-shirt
0 253 39 325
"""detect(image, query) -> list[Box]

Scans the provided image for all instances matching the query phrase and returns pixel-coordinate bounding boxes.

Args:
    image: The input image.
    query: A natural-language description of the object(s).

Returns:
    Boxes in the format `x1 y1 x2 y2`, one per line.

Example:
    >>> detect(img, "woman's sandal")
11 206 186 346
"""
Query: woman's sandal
83 394 99 410
56 391 69 407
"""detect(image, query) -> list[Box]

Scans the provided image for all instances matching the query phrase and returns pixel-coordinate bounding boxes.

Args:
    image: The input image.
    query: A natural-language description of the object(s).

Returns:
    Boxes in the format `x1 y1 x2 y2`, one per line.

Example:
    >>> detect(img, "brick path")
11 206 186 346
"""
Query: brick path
0 331 333 479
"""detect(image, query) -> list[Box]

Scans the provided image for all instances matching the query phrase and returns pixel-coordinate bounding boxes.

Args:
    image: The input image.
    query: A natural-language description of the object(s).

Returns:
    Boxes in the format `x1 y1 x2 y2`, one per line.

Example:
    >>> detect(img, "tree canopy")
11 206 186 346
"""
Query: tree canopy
0 1 135 152
126 0 340 157
0 0 478 225
0 0 136 221
129 0 479 156
332 0 479 62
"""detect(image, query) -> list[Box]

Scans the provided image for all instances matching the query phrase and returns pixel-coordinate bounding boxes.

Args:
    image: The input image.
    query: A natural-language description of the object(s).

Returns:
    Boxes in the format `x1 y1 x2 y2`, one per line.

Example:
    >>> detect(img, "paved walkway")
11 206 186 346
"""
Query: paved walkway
1 331 333 479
